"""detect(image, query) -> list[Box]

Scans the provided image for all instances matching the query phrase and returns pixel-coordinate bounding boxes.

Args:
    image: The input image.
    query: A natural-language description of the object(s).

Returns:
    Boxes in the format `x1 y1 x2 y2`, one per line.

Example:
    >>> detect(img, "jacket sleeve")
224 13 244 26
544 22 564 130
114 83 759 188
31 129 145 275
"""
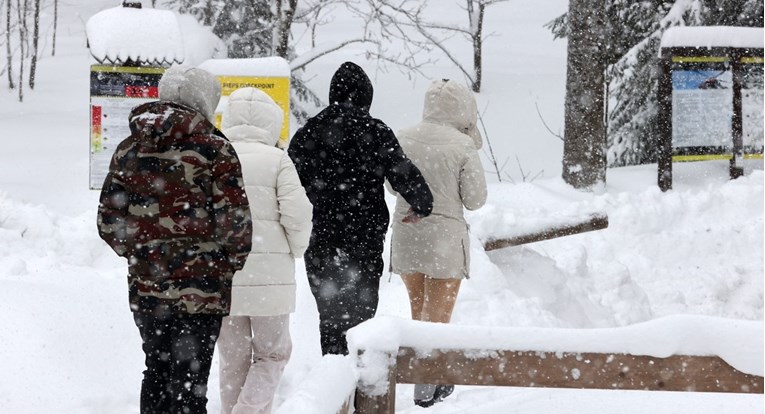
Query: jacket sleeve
97 156 133 258
277 153 313 258
379 125 434 217
211 142 253 272
459 149 488 211
287 125 318 200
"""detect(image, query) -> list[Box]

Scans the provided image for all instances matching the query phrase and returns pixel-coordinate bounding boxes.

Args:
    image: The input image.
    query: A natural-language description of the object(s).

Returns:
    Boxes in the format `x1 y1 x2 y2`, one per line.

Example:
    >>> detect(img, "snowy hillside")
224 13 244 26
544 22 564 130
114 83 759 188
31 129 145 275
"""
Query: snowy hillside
0 1 762 413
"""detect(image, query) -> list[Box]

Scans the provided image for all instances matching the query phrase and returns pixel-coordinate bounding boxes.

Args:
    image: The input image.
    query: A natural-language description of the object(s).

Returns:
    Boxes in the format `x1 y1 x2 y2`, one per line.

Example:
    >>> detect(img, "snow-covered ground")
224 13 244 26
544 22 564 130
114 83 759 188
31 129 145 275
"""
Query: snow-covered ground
0 1 762 413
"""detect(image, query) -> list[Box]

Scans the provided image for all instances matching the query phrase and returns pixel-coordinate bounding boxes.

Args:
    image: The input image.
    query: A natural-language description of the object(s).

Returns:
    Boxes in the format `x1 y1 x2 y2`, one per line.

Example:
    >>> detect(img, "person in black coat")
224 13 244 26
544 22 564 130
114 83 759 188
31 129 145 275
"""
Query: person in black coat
288 61 433 355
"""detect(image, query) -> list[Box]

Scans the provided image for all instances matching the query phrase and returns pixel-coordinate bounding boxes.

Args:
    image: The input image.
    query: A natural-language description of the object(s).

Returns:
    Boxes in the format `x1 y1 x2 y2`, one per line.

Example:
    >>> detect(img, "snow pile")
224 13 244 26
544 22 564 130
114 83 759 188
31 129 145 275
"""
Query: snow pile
273 355 356 414
86 6 184 66
175 14 226 67
198 57 291 77
467 180 606 245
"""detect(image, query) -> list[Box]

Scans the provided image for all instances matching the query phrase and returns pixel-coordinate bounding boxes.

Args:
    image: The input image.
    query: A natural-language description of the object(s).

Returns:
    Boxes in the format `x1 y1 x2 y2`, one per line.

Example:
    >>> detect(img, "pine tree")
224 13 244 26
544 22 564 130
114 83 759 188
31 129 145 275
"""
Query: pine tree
213 0 274 58
549 0 764 167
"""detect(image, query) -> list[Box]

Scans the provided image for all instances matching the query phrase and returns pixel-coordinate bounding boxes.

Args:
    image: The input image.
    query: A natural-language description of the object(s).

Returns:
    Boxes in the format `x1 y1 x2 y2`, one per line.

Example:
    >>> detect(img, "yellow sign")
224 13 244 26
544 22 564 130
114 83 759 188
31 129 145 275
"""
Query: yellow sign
673 153 764 162
215 75 291 147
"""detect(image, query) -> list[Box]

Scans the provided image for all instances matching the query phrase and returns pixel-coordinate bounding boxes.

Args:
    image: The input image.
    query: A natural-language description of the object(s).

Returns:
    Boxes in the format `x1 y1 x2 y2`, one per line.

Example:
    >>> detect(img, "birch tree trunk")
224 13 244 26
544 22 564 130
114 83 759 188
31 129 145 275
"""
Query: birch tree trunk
16 0 26 101
6 0 14 89
561 0 607 188
28 0 37 89
51 0 57 56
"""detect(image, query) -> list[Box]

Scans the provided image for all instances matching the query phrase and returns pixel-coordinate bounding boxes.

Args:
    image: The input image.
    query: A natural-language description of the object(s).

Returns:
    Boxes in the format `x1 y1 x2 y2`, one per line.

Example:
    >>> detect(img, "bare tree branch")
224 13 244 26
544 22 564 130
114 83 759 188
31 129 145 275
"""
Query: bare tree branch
535 101 564 141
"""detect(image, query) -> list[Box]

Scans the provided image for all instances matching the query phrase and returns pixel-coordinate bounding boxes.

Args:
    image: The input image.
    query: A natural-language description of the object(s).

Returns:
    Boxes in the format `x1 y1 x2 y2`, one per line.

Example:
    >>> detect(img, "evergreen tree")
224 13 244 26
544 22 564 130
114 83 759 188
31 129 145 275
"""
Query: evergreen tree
548 0 764 167
213 0 274 58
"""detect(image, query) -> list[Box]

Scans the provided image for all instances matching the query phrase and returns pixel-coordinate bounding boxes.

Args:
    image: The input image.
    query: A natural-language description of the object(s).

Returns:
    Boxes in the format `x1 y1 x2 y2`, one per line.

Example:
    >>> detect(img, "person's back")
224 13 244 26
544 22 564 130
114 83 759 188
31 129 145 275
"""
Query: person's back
391 78 486 280
289 63 431 249
97 66 252 414
217 87 312 414
288 61 433 355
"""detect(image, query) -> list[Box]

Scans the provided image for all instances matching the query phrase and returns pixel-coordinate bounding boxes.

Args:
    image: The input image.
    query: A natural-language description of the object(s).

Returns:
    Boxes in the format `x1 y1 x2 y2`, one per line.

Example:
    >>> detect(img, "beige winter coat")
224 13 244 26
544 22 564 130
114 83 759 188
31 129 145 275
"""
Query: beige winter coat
390 80 487 279
222 87 313 316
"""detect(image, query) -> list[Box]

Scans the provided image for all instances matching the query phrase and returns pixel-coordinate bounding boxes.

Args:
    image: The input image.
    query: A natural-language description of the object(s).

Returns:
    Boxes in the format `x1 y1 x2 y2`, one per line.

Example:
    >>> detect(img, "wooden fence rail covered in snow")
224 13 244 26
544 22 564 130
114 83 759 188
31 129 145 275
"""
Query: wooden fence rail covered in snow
353 346 764 414
482 213 609 251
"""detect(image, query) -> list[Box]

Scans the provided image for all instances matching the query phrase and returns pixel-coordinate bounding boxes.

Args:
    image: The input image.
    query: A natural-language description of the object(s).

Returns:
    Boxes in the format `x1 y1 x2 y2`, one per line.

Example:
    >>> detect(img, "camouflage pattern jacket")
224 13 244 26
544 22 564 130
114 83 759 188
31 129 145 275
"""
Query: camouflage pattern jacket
98 101 253 316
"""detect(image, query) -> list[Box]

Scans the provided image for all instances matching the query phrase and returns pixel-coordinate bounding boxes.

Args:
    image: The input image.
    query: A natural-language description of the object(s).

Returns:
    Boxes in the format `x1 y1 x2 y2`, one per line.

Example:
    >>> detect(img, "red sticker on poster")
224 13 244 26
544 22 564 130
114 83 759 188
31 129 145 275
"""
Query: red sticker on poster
125 86 159 98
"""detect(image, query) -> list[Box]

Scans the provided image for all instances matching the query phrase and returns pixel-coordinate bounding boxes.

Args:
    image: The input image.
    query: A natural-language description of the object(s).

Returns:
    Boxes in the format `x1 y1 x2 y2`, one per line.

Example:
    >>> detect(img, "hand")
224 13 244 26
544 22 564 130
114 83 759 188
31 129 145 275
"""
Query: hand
401 207 423 224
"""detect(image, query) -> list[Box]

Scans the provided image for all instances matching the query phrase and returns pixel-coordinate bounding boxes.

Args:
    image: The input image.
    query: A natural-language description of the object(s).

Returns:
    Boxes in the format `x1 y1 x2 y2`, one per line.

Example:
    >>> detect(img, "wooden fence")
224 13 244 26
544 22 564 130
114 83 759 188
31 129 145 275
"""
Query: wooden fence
353 346 763 414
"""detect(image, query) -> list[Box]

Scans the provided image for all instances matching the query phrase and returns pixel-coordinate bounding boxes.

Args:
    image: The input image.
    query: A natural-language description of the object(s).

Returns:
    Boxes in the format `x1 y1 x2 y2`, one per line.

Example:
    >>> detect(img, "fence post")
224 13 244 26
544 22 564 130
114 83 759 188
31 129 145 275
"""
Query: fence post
354 350 397 414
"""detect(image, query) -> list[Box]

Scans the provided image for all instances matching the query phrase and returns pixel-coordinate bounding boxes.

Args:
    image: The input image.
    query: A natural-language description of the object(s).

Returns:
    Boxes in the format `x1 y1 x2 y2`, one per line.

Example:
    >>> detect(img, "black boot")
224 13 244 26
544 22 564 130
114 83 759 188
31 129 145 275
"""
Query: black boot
413 384 455 407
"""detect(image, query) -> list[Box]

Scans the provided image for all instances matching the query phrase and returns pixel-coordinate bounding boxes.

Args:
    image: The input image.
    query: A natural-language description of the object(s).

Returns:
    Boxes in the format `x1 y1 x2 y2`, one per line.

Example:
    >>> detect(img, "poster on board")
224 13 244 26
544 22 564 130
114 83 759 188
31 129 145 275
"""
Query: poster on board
742 60 764 154
671 69 733 153
89 65 164 190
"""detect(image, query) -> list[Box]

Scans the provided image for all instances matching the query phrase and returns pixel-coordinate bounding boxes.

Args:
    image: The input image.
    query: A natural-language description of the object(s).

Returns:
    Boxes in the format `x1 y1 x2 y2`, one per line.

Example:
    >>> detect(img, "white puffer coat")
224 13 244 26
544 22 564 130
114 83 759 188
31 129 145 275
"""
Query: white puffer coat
390 79 487 279
222 87 313 316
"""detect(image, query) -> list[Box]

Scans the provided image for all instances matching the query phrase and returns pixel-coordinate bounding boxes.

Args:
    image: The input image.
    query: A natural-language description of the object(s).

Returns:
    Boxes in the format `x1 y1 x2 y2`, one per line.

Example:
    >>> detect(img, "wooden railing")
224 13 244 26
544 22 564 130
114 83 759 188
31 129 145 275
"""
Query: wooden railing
483 213 609 251
354 346 763 414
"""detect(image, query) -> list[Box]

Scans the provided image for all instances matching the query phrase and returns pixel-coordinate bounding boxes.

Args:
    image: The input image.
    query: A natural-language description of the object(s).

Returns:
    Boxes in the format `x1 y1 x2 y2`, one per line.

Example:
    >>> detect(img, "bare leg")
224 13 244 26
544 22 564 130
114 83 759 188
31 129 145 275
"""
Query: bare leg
421 277 461 324
412 275 462 405
401 272 426 320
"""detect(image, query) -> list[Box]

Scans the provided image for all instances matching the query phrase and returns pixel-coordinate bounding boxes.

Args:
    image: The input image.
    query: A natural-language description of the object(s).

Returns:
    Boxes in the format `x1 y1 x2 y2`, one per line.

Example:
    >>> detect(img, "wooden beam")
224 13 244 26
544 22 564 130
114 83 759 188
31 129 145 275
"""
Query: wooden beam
483 214 609 251
395 347 763 394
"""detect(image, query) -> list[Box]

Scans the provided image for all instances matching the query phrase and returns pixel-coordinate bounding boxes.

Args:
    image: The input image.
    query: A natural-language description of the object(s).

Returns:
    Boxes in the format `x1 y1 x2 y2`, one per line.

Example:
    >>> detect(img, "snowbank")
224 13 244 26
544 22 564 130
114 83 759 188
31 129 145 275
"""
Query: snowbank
273 355 356 414
467 180 606 244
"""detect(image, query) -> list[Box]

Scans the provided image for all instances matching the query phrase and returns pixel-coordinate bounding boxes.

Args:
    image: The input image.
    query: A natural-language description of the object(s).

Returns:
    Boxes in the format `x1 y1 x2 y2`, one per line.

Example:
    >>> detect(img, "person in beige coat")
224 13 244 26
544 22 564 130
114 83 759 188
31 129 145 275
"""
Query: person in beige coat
217 87 313 414
389 79 487 407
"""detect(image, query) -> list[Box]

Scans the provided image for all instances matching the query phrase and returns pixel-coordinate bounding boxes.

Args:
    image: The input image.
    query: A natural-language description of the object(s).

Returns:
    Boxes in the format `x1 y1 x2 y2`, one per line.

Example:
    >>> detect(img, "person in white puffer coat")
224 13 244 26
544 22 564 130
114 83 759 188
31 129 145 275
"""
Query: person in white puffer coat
217 87 313 414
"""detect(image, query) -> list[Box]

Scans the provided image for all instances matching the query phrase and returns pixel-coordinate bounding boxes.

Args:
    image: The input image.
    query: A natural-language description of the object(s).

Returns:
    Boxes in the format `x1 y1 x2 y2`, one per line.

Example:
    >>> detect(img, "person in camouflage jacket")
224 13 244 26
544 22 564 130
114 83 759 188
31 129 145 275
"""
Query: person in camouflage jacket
97 66 252 414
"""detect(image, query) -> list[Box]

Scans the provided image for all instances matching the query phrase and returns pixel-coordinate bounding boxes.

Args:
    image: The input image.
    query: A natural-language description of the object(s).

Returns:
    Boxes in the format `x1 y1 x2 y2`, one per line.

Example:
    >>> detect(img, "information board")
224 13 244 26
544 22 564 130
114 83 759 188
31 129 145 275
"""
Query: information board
89 65 164 190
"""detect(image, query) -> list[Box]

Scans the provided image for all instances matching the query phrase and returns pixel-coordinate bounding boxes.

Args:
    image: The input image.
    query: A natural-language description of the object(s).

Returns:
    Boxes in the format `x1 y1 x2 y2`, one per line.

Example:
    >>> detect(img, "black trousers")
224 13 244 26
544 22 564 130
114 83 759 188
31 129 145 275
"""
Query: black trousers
305 241 384 355
133 312 222 414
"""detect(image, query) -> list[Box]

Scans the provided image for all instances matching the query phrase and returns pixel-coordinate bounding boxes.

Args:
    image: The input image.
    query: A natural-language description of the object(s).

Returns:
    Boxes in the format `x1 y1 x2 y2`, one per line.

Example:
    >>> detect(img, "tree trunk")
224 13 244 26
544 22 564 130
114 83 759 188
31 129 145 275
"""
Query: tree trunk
275 0 297 58
471 2 484 92
561 0 606 188
16 0 25 101
6 0 14 89
51 0 56 56
28 0 38 89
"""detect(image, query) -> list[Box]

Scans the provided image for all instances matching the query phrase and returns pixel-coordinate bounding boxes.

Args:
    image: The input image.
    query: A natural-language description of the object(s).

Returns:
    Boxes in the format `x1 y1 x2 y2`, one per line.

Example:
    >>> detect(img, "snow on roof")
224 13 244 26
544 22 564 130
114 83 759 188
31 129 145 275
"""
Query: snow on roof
198 57 291 77
348 315 764 377
86 6 184 66
661 26 764 50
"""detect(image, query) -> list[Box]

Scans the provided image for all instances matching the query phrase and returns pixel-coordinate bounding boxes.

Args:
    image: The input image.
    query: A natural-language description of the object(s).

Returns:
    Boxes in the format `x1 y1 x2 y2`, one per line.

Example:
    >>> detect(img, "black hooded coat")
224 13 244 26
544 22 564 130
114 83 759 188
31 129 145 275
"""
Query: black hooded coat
288 62 433 355
288 62 433 251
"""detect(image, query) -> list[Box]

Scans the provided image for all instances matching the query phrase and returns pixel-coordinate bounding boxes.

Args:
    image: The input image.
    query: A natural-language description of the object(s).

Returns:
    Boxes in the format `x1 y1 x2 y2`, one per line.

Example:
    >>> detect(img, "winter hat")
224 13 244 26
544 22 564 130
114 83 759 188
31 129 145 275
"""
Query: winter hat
422 79 482 149
328 61 374 110
158 65 221 122
222 87 283 147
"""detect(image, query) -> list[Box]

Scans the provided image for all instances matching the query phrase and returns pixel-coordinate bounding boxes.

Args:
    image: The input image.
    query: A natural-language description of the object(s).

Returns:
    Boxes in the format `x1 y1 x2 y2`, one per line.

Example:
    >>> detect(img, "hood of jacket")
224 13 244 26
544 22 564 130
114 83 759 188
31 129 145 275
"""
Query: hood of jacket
222 87 283 147
328 61 373 111
128 101 215 148
422 79 482 149
158 65 221 122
